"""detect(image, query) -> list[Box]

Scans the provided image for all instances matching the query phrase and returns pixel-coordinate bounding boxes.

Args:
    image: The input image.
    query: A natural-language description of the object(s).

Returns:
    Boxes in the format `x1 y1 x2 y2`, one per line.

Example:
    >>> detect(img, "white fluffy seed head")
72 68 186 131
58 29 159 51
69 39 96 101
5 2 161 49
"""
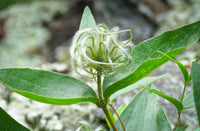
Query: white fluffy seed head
71 24 133 78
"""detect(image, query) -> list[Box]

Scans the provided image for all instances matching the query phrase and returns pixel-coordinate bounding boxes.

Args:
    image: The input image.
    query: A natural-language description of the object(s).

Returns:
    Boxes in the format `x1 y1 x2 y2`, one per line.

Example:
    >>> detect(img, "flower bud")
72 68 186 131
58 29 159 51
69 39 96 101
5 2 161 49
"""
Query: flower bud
71 25 132 78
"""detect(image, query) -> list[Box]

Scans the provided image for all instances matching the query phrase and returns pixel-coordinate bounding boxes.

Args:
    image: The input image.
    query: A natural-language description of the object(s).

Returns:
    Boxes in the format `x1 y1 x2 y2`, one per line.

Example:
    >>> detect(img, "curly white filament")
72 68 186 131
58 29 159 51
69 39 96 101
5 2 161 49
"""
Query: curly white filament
71 25 133 78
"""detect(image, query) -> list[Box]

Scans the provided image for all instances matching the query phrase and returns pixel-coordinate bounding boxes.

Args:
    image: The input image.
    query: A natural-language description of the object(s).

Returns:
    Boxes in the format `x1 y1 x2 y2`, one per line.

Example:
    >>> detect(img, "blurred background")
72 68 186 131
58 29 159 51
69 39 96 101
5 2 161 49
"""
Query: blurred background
0 0 200 130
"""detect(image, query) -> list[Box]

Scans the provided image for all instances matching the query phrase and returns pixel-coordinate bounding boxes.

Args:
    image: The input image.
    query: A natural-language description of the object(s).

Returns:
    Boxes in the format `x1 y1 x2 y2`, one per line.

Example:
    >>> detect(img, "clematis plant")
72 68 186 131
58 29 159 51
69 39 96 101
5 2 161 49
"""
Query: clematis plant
71 24 132 78
0 6 200 131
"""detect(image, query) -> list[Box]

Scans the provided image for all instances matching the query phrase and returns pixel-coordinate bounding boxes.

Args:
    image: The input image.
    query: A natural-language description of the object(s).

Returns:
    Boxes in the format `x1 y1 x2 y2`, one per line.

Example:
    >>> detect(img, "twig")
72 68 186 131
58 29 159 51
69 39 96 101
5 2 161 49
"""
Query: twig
110 103 126 131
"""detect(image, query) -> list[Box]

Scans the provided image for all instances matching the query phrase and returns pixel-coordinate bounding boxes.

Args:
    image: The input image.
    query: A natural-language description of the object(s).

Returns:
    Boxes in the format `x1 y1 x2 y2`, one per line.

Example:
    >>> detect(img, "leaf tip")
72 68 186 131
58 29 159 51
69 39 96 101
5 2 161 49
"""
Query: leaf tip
84 6 90 11
79 6 96 30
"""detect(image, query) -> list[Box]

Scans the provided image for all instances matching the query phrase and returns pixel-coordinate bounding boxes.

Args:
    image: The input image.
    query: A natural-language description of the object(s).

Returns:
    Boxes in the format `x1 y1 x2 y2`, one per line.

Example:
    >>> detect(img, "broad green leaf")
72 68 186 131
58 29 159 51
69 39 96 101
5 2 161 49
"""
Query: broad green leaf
158 51 189 83
141 86 183 112
156 108 172 131
0 107 30 131
191 62 200 125
194 128 200 131
109 74 168 102
0 68 98 105
79 6 96 31
113 85 172 131
103 21 200 100
182 92 195 110
176 125 188 131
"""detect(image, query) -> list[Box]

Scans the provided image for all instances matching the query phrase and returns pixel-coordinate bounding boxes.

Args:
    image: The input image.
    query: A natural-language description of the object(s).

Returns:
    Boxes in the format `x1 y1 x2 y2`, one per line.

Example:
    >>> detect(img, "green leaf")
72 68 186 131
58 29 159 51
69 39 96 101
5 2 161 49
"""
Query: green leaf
182 92 195 110
0 107 30 131
194 128 200 131
158 51 189 83
103 21 200 100
176 125 188 131
0 68 98 105
113 85 172 131
191 62 200 125
156 108 172 131
79 6 96 31
109 74 168 102
141 86 183 112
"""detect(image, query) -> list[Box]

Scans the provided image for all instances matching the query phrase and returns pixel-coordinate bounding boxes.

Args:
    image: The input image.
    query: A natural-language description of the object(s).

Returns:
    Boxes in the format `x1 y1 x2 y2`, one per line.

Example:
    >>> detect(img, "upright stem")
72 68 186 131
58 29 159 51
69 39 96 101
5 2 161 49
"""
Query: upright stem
178 84 187 128
97 73 103 101
178 112 181 128
96 71 117 131
103 107 117 131
181 84 187 103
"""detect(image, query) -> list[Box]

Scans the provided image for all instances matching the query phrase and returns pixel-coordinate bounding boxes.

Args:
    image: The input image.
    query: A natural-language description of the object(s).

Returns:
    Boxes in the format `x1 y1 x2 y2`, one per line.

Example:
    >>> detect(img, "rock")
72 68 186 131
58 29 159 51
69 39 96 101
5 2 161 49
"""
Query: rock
46 118 63 131
60 104 97 130
0 1 68 68
38 118 47 130
42 111 54 120
0 99 6 109
25 112 40 129
41 62 70 74
54 45 71 63
155 0 200 34
129 0 169 22
6 93 31 129
94 0 156 44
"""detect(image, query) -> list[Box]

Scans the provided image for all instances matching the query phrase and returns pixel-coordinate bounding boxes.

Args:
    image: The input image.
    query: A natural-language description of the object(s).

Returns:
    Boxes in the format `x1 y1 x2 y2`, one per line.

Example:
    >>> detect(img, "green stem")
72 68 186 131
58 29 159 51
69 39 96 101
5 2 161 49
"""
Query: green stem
97 70 117 131
181 84 187 103
103 107 117 131
97 73 103 101
178 84 187 128
178 112 181 128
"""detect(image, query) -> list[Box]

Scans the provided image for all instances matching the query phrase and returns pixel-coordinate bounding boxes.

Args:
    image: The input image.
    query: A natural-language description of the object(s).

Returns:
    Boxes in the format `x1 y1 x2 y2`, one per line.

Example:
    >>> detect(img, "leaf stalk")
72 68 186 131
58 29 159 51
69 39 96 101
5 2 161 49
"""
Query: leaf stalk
110 103 126 131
